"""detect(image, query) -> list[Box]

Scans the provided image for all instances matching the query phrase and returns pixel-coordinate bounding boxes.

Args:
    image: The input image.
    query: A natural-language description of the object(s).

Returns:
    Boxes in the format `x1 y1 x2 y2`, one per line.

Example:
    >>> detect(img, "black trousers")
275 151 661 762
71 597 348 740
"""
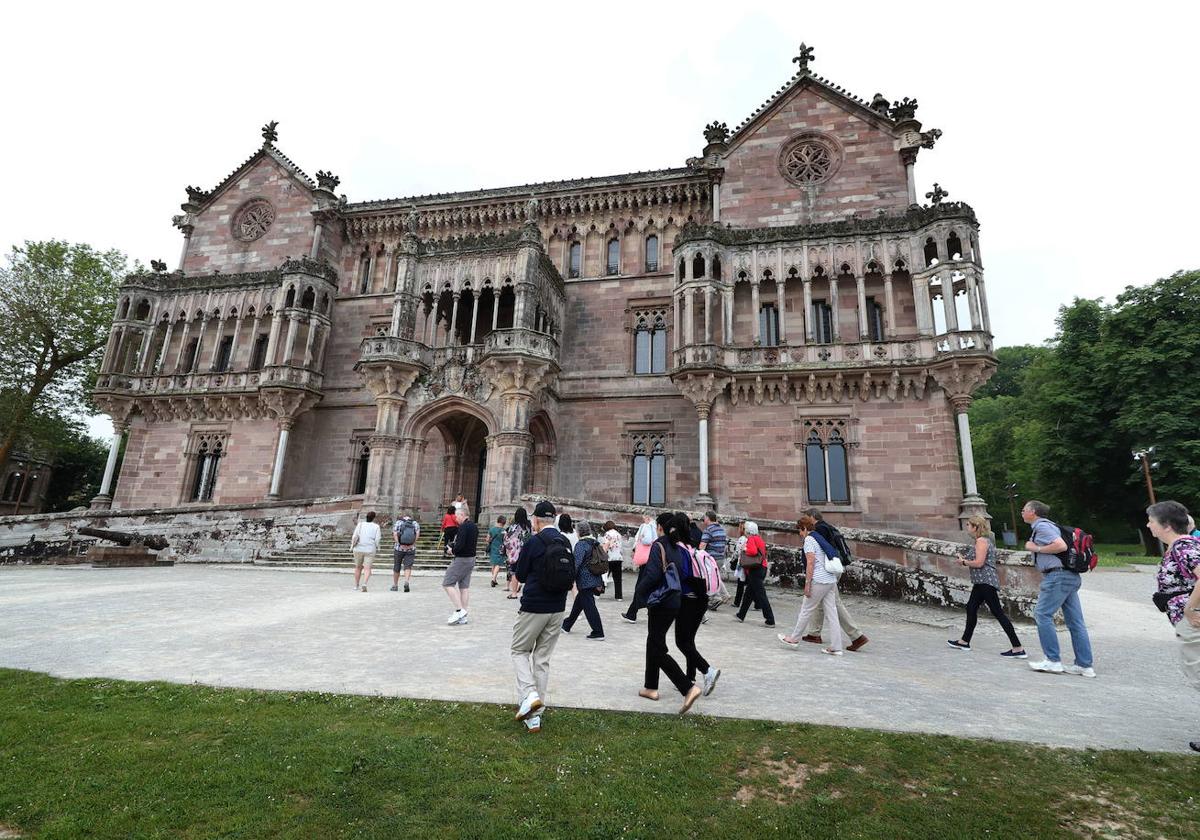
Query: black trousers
624 565 647 620
563 587 603 635
644 606 692 695
607 561 624 600
675 594 711 681
961 583 1022 648
736 565 774 623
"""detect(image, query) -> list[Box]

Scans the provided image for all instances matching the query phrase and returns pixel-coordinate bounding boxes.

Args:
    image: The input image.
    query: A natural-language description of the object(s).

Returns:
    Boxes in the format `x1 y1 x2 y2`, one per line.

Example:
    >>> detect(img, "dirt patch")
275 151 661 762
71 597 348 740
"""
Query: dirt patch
0 824 23 838
1064 791 1154 840
733 746 831 805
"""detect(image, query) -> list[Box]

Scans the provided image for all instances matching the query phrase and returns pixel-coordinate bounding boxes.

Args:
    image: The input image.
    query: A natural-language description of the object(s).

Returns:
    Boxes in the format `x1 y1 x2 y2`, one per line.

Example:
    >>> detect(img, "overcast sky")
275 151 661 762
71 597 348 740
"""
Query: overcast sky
4 1 1197 439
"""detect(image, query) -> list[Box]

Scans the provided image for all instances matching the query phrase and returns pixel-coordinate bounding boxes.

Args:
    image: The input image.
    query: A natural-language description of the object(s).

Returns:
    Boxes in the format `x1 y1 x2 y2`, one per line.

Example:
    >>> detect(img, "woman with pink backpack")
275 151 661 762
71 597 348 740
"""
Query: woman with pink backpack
671 512 721 696
621 513 658 624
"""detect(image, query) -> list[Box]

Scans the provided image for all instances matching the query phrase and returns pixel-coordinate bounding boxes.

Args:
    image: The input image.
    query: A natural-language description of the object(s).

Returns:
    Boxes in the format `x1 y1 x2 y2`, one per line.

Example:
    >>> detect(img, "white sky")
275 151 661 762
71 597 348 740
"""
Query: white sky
3 1 1197 440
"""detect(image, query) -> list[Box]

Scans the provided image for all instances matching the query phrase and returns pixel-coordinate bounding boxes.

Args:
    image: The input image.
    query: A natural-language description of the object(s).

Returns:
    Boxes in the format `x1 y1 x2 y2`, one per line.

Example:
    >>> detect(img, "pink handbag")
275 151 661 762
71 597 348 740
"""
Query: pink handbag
633 540 652 567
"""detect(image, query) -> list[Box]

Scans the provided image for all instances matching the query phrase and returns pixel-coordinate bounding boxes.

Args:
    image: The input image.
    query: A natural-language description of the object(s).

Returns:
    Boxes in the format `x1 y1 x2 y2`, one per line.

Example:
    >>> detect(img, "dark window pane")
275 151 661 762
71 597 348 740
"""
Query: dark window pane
607 240 619 275
651 328 667 373
635 329 651 375
569 243 581 279
649 454 666 505
645 236 659 271
632 454 648 505
827 442 850 504
760 304 779 346
806 442 827 503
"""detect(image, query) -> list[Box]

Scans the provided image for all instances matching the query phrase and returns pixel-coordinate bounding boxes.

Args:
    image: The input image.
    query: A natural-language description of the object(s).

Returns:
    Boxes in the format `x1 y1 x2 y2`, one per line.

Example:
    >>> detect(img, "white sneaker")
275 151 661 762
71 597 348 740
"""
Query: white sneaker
1064 664 1096 678
515 691 543 721
702 668 721 697
1028 660 1065 674
454 614 470 625
524 714 542 733
447 609 466 625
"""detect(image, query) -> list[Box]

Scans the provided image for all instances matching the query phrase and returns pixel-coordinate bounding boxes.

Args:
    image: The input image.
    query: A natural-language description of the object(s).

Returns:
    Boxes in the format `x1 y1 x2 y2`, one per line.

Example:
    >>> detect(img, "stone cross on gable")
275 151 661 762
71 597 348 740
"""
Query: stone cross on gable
792 43 815 72
261 120 279 144
925 183 949 206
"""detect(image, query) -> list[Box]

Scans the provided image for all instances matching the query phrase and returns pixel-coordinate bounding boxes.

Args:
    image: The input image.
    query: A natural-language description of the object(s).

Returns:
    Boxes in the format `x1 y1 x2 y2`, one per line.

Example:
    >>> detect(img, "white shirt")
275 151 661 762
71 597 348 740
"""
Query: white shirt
352 521 381 553
636 522 657 546
805 534 837 585
603 528 624 562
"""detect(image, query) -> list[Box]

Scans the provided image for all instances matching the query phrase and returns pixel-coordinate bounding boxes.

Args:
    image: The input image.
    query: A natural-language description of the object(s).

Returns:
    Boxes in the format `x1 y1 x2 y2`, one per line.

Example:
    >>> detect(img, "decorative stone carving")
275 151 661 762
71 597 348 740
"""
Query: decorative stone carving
792 42 815 72
888 97 918 121
316 170 341 191
925 183 949 206
779 135 839 186
869 93 890 115
150 260 167 273
232 200 275 242
703 121 729 144
261 120 279 144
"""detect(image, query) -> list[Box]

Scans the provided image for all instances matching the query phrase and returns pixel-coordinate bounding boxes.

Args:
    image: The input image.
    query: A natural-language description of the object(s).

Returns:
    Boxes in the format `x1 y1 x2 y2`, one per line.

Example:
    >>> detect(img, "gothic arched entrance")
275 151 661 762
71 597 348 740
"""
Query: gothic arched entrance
401 398 498 521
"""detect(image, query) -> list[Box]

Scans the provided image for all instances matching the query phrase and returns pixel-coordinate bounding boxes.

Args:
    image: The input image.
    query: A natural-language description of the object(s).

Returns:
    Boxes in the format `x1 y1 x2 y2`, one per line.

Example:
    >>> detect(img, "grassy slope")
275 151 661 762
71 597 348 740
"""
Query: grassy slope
0 670 1195 839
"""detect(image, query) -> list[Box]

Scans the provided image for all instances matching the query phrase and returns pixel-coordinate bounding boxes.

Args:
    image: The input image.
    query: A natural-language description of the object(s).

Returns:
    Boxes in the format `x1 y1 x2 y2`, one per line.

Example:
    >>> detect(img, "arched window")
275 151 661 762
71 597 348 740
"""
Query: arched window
692 253 706 279
606 239 620 275
135 299 151 320
677 258 685 282
190 436 224 502
712 255 722 280
924 237 939 267
568 242 581 279
359 255 372 294
351 439 370 495
631 437 666 506
759 303 779 347
645 235 659 272
118 299 130 319
946 232 963 261
805 425 851 505
284 286 296 308
300 287 315 310
3 472 24 502
634 311 667 375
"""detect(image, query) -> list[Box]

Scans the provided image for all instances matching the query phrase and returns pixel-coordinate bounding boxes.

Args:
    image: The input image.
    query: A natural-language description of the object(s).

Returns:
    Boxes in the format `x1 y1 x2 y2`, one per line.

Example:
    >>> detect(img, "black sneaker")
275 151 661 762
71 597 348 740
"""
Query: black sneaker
586 632 605 641
947 640 971 651
403 583 410 593
1190 741 1200 753
561 625 572 634
389 585 398 592
763 621 775 627
621 614 636 624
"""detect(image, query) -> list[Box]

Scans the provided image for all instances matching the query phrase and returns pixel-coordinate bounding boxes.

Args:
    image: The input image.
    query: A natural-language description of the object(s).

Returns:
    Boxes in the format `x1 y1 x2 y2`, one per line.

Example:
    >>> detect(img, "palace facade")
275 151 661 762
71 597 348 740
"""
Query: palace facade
92 45 994 538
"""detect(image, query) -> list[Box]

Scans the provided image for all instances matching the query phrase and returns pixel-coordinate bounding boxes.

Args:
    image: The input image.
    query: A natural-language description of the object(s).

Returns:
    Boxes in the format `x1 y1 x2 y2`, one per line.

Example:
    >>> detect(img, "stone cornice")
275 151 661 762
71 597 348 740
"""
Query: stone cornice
121 257 338 293
676 202 979 248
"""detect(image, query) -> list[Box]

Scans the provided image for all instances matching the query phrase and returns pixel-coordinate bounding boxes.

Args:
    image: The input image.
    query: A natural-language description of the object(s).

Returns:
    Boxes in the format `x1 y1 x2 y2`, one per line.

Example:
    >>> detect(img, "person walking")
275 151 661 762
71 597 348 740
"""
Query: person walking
698 511 728 610
511 500 573 733
635 512 703 714
946 515 1026 657
487 515 507 588
391 511 420 592
504 507 531 600
558 513 578 550
442 508 478 626
454 493 470 519
730 521 755 611
1146 500 1200 753
622 513 658 623
1023 500 1095 677
777 515 844 655
796 508 868 650
733 521 775 626
561 520 606 640
440 505 459 550
672 512 721 695
602 520 625 600
350 511 381 592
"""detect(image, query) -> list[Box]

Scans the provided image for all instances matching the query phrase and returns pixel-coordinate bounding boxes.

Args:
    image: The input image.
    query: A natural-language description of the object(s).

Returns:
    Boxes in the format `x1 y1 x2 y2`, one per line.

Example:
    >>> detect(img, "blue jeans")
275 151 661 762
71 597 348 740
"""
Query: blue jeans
1034 571 1093 668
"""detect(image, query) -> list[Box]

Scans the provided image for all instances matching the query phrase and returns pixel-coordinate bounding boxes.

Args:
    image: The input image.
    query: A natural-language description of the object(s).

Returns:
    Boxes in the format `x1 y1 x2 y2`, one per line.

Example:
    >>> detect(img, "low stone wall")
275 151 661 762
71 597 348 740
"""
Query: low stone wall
520 494 1039 619
0 496 362 564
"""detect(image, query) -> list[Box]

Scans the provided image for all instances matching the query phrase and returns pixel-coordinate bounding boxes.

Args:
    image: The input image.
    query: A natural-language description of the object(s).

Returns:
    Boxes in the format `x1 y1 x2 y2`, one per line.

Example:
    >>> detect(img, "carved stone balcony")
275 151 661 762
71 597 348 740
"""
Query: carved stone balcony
480 328 560 366
94 364 324 397
673 330 992 373
357 335 432 368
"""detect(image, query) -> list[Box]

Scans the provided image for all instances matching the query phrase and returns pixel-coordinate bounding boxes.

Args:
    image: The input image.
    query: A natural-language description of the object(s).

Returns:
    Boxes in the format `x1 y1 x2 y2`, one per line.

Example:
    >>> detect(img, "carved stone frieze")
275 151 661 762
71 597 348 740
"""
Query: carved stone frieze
727 368 931 407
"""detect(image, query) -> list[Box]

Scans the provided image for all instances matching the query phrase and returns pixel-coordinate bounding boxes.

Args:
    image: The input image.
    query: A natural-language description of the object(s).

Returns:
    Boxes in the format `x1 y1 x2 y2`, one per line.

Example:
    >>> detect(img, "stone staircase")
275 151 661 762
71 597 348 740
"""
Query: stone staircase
256 524 494 571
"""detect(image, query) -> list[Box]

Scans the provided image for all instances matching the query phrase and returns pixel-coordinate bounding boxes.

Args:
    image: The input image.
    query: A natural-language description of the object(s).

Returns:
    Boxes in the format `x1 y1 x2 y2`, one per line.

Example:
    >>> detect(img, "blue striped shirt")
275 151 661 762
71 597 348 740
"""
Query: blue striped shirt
701 522 728 561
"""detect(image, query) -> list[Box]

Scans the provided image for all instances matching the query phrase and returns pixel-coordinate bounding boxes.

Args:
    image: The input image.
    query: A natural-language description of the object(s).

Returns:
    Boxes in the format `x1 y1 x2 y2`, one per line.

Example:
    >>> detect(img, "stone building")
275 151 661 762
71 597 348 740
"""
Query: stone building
0 452 52 516
92 45 994 538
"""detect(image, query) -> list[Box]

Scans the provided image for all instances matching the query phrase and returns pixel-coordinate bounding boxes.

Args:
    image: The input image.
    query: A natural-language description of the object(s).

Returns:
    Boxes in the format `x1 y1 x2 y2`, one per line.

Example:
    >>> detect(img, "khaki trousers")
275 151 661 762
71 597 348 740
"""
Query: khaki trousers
511 610 564 704
803 588 861 640
1177 618 1200 692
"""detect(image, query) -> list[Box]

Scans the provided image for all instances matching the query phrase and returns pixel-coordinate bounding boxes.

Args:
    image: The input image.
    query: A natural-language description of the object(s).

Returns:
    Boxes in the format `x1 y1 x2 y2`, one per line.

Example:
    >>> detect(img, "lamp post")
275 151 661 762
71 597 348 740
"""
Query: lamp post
1132 447 1162 553
1005 482 1020 546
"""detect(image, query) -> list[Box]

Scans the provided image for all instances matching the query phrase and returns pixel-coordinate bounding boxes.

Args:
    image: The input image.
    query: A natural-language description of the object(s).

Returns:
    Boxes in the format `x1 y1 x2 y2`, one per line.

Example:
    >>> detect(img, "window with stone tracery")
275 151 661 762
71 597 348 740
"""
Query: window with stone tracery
232 199 275 242
349 436 371 495
800 418 854 505
645 235 659 272
778 136 840 186
186 431 228 503
632 306 668 375
630 433 668 506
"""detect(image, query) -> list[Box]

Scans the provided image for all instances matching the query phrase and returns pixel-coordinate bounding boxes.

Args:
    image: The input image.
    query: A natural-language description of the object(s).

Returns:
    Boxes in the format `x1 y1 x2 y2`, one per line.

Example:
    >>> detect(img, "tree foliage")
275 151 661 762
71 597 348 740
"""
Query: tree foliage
970 270 1200 546
0 241 129 472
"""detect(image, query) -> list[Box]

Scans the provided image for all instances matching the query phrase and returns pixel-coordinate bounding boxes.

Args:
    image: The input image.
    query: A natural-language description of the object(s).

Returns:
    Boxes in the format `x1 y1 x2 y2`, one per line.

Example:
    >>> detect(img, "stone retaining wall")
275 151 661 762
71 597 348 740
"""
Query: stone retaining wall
0 496 362 564
520 494 1039 619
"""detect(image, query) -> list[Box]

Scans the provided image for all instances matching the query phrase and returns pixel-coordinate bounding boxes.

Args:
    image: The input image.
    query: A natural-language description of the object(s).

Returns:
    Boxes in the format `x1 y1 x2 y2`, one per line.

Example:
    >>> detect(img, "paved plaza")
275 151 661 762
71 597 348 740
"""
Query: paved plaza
0 563 1193 753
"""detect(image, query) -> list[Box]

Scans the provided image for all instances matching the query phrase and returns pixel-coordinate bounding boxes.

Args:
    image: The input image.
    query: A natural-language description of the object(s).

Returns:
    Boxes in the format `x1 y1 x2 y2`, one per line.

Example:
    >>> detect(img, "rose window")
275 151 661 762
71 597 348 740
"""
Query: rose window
233 200 275 242
779 137 839 186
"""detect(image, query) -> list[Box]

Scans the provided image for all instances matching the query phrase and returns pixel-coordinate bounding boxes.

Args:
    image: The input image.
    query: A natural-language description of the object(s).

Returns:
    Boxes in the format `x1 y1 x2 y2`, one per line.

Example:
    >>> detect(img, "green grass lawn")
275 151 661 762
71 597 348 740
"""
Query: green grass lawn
1 671 1196 839
1094 543 1159 567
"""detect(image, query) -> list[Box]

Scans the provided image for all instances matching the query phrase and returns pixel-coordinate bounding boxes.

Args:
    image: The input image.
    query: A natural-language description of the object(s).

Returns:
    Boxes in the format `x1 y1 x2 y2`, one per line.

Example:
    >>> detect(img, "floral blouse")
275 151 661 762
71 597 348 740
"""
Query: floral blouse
1156 535 1200 626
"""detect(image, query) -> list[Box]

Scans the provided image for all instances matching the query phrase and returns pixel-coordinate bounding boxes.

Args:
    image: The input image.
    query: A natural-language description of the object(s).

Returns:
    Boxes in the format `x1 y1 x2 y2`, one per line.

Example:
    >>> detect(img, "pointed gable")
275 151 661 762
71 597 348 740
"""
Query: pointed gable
719 62 910 229
182 145 319 276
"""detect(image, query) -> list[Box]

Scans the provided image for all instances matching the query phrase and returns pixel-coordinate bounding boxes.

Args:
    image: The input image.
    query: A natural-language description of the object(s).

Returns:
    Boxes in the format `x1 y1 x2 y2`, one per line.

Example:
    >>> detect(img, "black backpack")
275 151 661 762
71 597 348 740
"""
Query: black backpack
820 522 854 566
539 532 576 593
397 520 417 545
585 539 608 576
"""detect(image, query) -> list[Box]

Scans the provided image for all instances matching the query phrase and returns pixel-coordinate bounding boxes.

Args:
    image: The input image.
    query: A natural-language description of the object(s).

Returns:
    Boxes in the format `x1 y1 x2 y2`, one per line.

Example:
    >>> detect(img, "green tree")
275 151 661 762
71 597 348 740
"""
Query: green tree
0 241 129 472
974 345 1048 399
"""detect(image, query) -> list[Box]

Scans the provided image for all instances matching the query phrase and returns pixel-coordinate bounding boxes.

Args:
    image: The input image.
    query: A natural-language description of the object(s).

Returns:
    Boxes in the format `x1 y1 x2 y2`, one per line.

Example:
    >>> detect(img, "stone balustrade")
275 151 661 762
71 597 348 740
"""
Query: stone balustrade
481 327 560 364
94 364 323 396
357 335 432 368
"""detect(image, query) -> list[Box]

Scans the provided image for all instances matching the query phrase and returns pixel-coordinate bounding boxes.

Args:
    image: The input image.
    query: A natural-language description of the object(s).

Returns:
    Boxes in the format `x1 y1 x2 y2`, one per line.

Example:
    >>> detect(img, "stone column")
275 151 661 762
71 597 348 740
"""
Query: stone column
90 421 129 510
883 272 897 337
302 318 318 368
175 222 194 271
282 312 300 365
448 292 461 344
355 363 422 511
775 280 787 344
491 291 500 331
227 312 244 370
802 277 814 342
913 275 935 337
469 292 481 344
703 286 712 343
965 272 982 330
673 291 681 351
722 288 733 345
245 315 262 370
154 320 175 374
855 274 868 339
711 182 720 223
267 419 293 499
829 276 841 341
685 288 696 346
676 372 731 508
976 273 992 333
207 316 227 371
309 220 324 261
365 252 377 294
751 280 761 345
172 321 192 372
949 392 989 525
902 149 918 206
382 250 394 295
940 273 959 333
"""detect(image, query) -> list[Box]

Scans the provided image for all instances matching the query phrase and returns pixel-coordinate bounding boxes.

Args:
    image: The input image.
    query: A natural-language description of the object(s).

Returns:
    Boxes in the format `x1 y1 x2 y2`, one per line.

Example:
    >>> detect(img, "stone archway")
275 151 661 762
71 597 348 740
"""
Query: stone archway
528 411 557 495
400 398 498 521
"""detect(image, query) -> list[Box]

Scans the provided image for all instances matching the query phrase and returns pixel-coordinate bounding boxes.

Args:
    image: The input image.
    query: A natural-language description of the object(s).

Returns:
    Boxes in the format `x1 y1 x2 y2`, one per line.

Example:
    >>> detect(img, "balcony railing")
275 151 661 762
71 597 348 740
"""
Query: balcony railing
672 331 991 370
357 336 432 368
481 328 560 365
93 364 324 396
